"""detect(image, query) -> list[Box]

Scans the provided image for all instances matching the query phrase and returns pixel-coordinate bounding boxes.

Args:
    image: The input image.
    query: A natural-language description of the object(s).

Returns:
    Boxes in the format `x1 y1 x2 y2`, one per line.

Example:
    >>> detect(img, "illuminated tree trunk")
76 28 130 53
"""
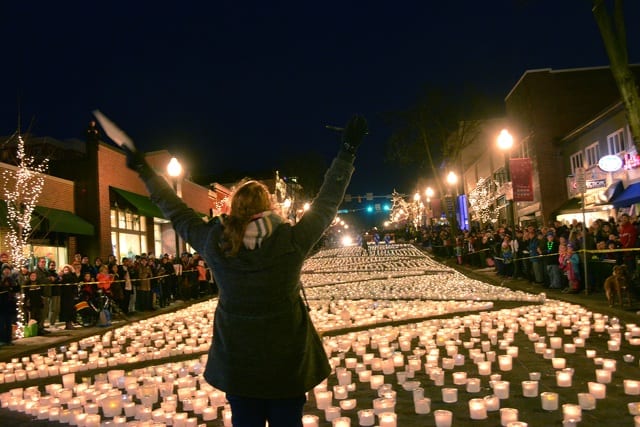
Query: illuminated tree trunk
2 135 48 338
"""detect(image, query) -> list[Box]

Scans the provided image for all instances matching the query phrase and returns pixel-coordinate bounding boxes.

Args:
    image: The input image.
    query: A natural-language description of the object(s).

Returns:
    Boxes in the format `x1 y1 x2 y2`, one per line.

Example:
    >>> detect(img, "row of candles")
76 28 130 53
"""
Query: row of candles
0 243 546 387
2 245 640 427
298 300 640 427
302 244 545 303
0 357 235 426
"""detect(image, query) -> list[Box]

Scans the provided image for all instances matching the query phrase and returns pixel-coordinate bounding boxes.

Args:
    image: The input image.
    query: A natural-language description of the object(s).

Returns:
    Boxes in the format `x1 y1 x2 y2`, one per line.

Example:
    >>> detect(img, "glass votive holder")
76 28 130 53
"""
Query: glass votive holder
521 380 538 397
357 409 375 427
562 403 582 422
626 380 640 395
541 392 559 411
493 381 510 399
500 407 518 426
595 369 612 384
434 409 453 427
629 402 640 416
529 372 541 381
466 378 481 393
552 358 566 369
414 397 431 414
587 381 606 399
441 388 458 403
332 416 351 427
578 393 596 410
468 398 487 420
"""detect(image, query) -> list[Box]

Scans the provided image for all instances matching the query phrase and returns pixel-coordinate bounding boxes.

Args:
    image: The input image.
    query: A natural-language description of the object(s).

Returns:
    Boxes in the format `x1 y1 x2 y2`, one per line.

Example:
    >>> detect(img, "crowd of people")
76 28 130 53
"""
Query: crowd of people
0 250 216 346
424 213 639 295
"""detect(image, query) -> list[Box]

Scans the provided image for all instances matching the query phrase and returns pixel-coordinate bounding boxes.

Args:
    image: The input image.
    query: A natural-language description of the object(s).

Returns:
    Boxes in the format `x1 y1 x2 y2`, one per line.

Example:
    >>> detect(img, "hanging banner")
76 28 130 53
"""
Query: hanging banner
509 158 534 201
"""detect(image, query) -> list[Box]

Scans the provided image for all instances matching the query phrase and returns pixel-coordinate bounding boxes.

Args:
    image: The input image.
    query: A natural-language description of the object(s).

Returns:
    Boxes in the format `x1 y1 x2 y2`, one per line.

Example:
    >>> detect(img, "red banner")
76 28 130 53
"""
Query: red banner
509 158 534 201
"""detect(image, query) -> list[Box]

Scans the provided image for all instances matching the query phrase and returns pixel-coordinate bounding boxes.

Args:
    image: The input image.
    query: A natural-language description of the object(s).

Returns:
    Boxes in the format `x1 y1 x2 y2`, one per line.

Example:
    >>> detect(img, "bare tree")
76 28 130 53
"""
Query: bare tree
593 0 640 149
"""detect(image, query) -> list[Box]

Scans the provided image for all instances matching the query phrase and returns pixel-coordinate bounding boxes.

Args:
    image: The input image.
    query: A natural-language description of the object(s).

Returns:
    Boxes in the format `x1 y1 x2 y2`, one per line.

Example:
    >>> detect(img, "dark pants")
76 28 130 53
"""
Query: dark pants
0 311 13 343
226 394 306 427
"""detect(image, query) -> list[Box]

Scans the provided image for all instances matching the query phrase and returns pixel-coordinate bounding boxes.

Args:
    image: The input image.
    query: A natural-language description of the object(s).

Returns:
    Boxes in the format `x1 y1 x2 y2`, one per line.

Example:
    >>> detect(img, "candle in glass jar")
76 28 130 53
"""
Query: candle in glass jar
595 369 612 384
541 392 559 411
498 355 512 371
587 381 606 399
415 397 431 414
332 417 351 427
466 378 481 393
556 370 572 387
578 393 596 410
452 372 467 385
468 398 487 420
552 357 566 369
626 380 640 395
562 404 581 421
434 409 453 427
315 391 332 410
339 398 356 411
324 406 341 422
477 361 492 376
493 381 510 399
358 370 372 383
563 343 576 353
357 409 375 426
484 394 500 411
521 380 538 397
202 407 217 421
500 408 518 426
441 388 458 403
378 412 397 427
370 375 384 390
628 402 640 416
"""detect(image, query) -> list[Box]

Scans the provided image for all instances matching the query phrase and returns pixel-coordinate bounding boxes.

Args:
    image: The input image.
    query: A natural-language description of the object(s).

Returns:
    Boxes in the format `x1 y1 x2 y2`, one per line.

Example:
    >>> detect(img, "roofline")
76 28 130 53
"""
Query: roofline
504 64 615 102
560 100 624 142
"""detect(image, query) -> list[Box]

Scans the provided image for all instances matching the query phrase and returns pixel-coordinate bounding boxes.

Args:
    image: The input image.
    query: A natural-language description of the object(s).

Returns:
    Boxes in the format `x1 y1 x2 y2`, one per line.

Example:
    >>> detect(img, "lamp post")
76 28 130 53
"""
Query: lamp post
167 157 183 258
446 171 459 231
497 129 516 228
425 187 434 229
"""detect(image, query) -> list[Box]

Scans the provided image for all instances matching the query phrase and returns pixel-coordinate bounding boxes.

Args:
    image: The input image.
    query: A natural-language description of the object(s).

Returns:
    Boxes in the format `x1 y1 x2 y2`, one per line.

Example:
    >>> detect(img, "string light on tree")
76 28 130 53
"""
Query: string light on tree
1 135 48 338
468 177 500 224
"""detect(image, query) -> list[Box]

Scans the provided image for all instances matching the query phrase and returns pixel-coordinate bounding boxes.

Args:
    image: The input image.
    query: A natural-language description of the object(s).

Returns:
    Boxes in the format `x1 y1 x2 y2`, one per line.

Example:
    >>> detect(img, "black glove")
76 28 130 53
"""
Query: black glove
123 146 154 179
339 114 368 160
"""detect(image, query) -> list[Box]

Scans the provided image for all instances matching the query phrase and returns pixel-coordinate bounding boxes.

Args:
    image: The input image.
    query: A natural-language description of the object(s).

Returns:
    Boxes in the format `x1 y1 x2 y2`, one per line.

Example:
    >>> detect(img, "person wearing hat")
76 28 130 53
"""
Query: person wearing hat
123 114 368 426
542 231 562 289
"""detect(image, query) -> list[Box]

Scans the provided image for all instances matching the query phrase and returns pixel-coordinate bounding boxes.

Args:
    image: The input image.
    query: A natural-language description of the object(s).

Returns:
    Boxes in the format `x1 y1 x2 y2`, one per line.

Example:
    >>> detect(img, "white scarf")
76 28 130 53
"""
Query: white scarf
243 210 283 250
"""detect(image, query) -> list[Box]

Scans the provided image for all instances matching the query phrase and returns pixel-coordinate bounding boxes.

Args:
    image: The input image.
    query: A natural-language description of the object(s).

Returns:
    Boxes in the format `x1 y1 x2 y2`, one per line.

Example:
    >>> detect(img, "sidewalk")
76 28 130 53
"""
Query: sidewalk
428 249 640 325
0 299 202 362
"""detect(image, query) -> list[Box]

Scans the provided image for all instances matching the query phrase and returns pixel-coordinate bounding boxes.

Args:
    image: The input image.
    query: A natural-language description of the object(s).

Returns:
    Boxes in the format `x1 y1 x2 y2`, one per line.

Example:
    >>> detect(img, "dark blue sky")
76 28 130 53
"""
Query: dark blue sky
1 1 639 195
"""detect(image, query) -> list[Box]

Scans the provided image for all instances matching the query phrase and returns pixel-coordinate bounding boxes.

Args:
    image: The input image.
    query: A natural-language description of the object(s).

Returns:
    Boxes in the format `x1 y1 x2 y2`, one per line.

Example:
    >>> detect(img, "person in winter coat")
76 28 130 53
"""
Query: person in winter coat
123 114 368 427
58 264 78 330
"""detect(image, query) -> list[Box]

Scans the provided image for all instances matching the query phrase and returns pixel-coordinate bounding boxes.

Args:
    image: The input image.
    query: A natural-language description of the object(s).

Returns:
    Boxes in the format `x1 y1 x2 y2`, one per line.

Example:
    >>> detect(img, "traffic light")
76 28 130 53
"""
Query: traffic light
366 205 374 213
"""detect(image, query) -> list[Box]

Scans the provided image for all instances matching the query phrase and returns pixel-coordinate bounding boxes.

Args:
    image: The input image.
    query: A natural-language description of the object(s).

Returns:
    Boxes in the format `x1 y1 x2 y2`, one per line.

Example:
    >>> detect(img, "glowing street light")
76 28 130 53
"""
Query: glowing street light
446 171 458 187
497 129 516 227
167 157 183 257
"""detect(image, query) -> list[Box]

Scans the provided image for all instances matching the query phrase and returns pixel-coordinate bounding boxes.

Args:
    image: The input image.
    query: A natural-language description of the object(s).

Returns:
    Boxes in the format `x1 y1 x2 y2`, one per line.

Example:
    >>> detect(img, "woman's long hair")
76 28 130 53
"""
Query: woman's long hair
222 179 273 257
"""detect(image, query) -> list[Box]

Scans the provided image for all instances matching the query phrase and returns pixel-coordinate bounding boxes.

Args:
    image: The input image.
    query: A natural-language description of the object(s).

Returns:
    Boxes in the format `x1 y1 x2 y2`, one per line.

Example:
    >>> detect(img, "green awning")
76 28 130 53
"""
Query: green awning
33 206 95 236
111 187 164 219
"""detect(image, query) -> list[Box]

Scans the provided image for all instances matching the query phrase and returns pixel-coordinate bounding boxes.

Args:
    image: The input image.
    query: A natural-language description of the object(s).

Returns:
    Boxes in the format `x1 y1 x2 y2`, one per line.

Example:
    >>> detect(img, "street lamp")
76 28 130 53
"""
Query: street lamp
425 187 434 228
167 157 183 257
446 172 459 231
497 129 516 228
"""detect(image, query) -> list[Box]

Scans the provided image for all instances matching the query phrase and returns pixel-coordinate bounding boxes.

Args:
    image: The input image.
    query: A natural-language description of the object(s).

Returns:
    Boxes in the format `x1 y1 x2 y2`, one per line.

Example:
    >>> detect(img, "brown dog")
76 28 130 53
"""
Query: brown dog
604 265 632 307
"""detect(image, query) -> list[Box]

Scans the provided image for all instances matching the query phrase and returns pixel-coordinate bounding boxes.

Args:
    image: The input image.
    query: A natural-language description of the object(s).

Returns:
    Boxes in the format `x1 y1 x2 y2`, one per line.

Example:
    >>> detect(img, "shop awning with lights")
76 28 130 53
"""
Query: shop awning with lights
612 182 640 208
598 180 624 204
111 187 165 219
553 197 583 215
33 206 95 235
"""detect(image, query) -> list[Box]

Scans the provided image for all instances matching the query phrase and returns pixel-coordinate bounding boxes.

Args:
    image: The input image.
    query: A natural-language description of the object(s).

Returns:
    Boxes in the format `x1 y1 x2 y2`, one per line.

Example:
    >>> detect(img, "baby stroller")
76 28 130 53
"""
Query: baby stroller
74 298 99 327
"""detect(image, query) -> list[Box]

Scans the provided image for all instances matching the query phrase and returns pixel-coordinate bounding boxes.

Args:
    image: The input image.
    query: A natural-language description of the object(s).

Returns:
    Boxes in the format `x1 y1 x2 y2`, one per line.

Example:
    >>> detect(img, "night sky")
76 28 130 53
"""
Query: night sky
1 1 639 195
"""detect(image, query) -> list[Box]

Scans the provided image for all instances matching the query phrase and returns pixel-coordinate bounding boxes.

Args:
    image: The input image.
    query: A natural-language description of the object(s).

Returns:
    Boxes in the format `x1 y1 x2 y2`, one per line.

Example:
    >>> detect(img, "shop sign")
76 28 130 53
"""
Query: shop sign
599 154 623 172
